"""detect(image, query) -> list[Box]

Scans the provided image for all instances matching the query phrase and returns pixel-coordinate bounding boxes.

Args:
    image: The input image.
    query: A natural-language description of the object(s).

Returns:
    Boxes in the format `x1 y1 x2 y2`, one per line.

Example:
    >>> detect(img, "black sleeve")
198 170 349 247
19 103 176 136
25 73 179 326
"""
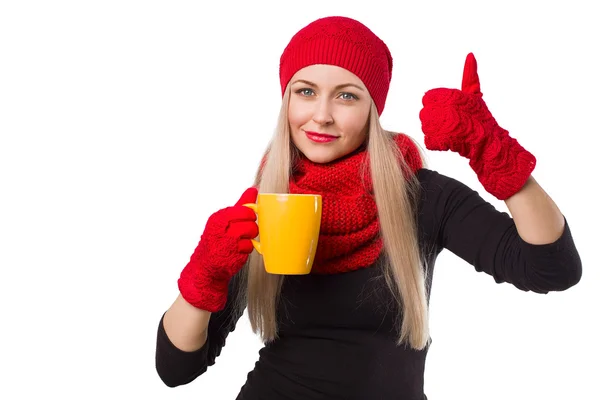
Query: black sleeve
155 272 247 387
418 168 582 293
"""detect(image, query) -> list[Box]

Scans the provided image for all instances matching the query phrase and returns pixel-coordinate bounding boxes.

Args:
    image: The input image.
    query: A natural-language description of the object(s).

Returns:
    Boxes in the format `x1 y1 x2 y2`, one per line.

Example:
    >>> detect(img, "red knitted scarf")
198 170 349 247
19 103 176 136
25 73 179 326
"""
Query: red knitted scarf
289 134 422 274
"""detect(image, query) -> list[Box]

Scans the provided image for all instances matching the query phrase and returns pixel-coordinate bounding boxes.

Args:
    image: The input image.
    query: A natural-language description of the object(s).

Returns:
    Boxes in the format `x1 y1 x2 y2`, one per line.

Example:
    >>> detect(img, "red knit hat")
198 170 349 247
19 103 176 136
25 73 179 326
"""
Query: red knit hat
279 16 393 115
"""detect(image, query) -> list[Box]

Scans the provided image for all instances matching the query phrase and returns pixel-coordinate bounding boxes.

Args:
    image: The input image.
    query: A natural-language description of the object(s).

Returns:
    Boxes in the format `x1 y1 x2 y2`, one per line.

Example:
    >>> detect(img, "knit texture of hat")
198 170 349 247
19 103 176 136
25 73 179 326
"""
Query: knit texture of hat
279 16 393 115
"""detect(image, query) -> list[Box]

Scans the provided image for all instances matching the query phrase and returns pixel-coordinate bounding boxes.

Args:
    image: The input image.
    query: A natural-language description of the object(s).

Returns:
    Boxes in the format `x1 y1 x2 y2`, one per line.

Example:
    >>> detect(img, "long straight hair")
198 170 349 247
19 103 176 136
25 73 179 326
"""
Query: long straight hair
235 86 430 350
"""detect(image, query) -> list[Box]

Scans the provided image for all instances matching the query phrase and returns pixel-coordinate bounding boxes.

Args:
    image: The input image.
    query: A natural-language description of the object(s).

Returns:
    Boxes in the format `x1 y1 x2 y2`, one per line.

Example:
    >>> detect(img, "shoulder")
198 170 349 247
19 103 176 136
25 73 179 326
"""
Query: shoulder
414 168 489 222
415 168 478 203
415 168 473 193
387 133 472 194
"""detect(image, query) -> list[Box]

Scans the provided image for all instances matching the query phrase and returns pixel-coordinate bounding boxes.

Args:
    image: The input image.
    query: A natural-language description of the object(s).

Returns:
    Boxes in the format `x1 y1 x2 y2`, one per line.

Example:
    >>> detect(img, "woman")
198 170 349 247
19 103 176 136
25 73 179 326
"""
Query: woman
155 16 581 399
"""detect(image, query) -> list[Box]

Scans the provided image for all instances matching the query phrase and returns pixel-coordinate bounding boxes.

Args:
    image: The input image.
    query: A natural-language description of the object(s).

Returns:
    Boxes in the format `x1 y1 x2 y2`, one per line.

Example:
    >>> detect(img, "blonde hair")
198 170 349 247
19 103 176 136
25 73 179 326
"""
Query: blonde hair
235 86 430 350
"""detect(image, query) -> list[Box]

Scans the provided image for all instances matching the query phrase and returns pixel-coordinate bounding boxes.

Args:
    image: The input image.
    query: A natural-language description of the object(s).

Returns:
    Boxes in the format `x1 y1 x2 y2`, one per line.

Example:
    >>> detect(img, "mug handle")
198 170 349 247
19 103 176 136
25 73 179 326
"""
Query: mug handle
242 203 262 254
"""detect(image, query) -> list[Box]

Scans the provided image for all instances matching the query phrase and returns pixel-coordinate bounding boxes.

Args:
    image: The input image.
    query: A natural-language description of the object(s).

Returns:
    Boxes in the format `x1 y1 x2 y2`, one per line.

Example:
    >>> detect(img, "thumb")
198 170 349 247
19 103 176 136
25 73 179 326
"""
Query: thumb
461 52 482 96
235 187 258 206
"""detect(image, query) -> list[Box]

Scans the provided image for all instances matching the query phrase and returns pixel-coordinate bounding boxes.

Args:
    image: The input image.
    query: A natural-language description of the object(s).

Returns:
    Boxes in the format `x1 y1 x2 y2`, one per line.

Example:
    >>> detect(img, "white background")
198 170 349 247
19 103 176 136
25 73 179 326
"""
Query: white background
1 1 598 399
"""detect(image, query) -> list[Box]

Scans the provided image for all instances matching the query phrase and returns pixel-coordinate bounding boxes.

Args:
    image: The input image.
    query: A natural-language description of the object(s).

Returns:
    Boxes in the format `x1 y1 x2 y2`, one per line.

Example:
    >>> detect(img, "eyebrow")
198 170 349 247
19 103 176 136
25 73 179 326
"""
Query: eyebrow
291 79 365 92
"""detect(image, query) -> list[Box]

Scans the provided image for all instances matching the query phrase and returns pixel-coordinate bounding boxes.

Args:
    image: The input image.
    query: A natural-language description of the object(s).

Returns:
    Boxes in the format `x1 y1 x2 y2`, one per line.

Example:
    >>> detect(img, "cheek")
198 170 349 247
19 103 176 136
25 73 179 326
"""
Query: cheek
288 99 312 129
339 107 369 138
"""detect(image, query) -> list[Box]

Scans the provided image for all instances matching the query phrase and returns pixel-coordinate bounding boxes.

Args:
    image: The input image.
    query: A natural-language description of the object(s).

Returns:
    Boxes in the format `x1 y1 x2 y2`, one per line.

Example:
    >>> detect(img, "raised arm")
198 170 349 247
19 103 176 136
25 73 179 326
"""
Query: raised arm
419 169 581 293
418 53 581 291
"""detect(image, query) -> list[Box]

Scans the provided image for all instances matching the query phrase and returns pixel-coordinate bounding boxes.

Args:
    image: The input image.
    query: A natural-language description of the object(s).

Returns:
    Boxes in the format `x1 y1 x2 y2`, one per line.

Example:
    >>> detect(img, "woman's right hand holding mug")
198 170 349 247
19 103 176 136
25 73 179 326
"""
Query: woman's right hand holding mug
178 187 259 313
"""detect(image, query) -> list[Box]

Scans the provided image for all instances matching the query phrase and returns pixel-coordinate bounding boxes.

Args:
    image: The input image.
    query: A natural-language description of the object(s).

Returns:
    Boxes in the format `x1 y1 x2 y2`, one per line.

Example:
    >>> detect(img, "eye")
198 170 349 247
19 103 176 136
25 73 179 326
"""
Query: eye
339 92 358 101
295 88 315 96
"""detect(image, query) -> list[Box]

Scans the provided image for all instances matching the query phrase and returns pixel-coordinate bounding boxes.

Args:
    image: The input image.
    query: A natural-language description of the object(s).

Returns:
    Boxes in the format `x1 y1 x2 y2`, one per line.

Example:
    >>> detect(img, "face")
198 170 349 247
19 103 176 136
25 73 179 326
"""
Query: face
288 64 371 164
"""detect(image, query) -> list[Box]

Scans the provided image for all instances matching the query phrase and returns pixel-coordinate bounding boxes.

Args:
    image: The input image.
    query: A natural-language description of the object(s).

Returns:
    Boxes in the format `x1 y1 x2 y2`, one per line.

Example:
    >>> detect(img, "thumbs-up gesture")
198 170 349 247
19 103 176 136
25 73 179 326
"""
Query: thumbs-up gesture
419 53 536 200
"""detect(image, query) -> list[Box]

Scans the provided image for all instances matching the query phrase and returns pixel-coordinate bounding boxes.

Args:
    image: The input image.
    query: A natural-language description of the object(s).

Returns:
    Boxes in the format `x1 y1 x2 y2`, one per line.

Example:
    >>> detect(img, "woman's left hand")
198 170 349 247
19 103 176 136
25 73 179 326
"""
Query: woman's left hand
419 53 536 200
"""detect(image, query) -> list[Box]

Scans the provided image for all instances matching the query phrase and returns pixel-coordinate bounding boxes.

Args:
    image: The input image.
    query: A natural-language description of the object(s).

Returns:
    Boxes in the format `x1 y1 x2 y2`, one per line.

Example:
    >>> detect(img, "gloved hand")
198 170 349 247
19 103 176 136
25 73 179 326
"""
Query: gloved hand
178 187 258 312
419 52 536 200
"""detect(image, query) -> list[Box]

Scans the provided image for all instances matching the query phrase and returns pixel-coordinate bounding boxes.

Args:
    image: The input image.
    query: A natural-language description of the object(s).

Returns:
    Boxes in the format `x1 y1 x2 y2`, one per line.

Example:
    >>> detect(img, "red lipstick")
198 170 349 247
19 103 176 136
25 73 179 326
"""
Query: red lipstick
305 131 338 143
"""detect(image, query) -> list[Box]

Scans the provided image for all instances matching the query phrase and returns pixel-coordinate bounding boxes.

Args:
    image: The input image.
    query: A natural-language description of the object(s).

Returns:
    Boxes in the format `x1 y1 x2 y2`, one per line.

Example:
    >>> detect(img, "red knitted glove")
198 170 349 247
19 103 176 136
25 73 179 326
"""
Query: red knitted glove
419 53 536 200
178 188 258 312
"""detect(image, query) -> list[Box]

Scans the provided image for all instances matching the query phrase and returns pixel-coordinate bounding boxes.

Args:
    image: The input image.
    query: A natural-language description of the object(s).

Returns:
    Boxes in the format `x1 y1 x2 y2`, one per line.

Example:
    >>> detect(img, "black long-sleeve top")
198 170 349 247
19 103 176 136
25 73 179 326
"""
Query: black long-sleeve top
155 169 582 399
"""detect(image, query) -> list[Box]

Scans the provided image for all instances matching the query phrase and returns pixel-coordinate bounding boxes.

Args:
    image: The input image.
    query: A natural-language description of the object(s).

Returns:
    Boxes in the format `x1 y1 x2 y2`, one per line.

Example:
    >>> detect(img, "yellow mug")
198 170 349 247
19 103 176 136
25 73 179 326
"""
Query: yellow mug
244 193 322 275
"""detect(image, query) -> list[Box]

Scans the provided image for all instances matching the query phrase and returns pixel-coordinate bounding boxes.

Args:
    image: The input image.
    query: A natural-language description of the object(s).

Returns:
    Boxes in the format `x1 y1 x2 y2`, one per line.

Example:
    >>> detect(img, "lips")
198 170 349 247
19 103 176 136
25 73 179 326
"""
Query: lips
305 131 338 143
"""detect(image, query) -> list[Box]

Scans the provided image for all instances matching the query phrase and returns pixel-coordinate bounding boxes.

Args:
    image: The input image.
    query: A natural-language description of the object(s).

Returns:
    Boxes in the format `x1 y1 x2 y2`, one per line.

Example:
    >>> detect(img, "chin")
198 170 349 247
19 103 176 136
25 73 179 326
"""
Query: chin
298 146 343 164
305 153 335 164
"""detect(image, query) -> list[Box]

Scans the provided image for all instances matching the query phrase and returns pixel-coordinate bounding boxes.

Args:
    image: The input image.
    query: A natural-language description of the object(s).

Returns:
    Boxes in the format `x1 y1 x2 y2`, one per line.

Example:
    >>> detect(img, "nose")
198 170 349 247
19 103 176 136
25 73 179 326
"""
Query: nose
312 99 334 126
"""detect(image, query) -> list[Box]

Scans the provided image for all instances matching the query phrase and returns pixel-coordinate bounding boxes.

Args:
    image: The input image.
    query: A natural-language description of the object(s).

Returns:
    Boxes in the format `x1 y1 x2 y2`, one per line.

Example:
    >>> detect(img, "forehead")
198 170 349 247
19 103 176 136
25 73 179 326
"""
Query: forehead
290 64 365 88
